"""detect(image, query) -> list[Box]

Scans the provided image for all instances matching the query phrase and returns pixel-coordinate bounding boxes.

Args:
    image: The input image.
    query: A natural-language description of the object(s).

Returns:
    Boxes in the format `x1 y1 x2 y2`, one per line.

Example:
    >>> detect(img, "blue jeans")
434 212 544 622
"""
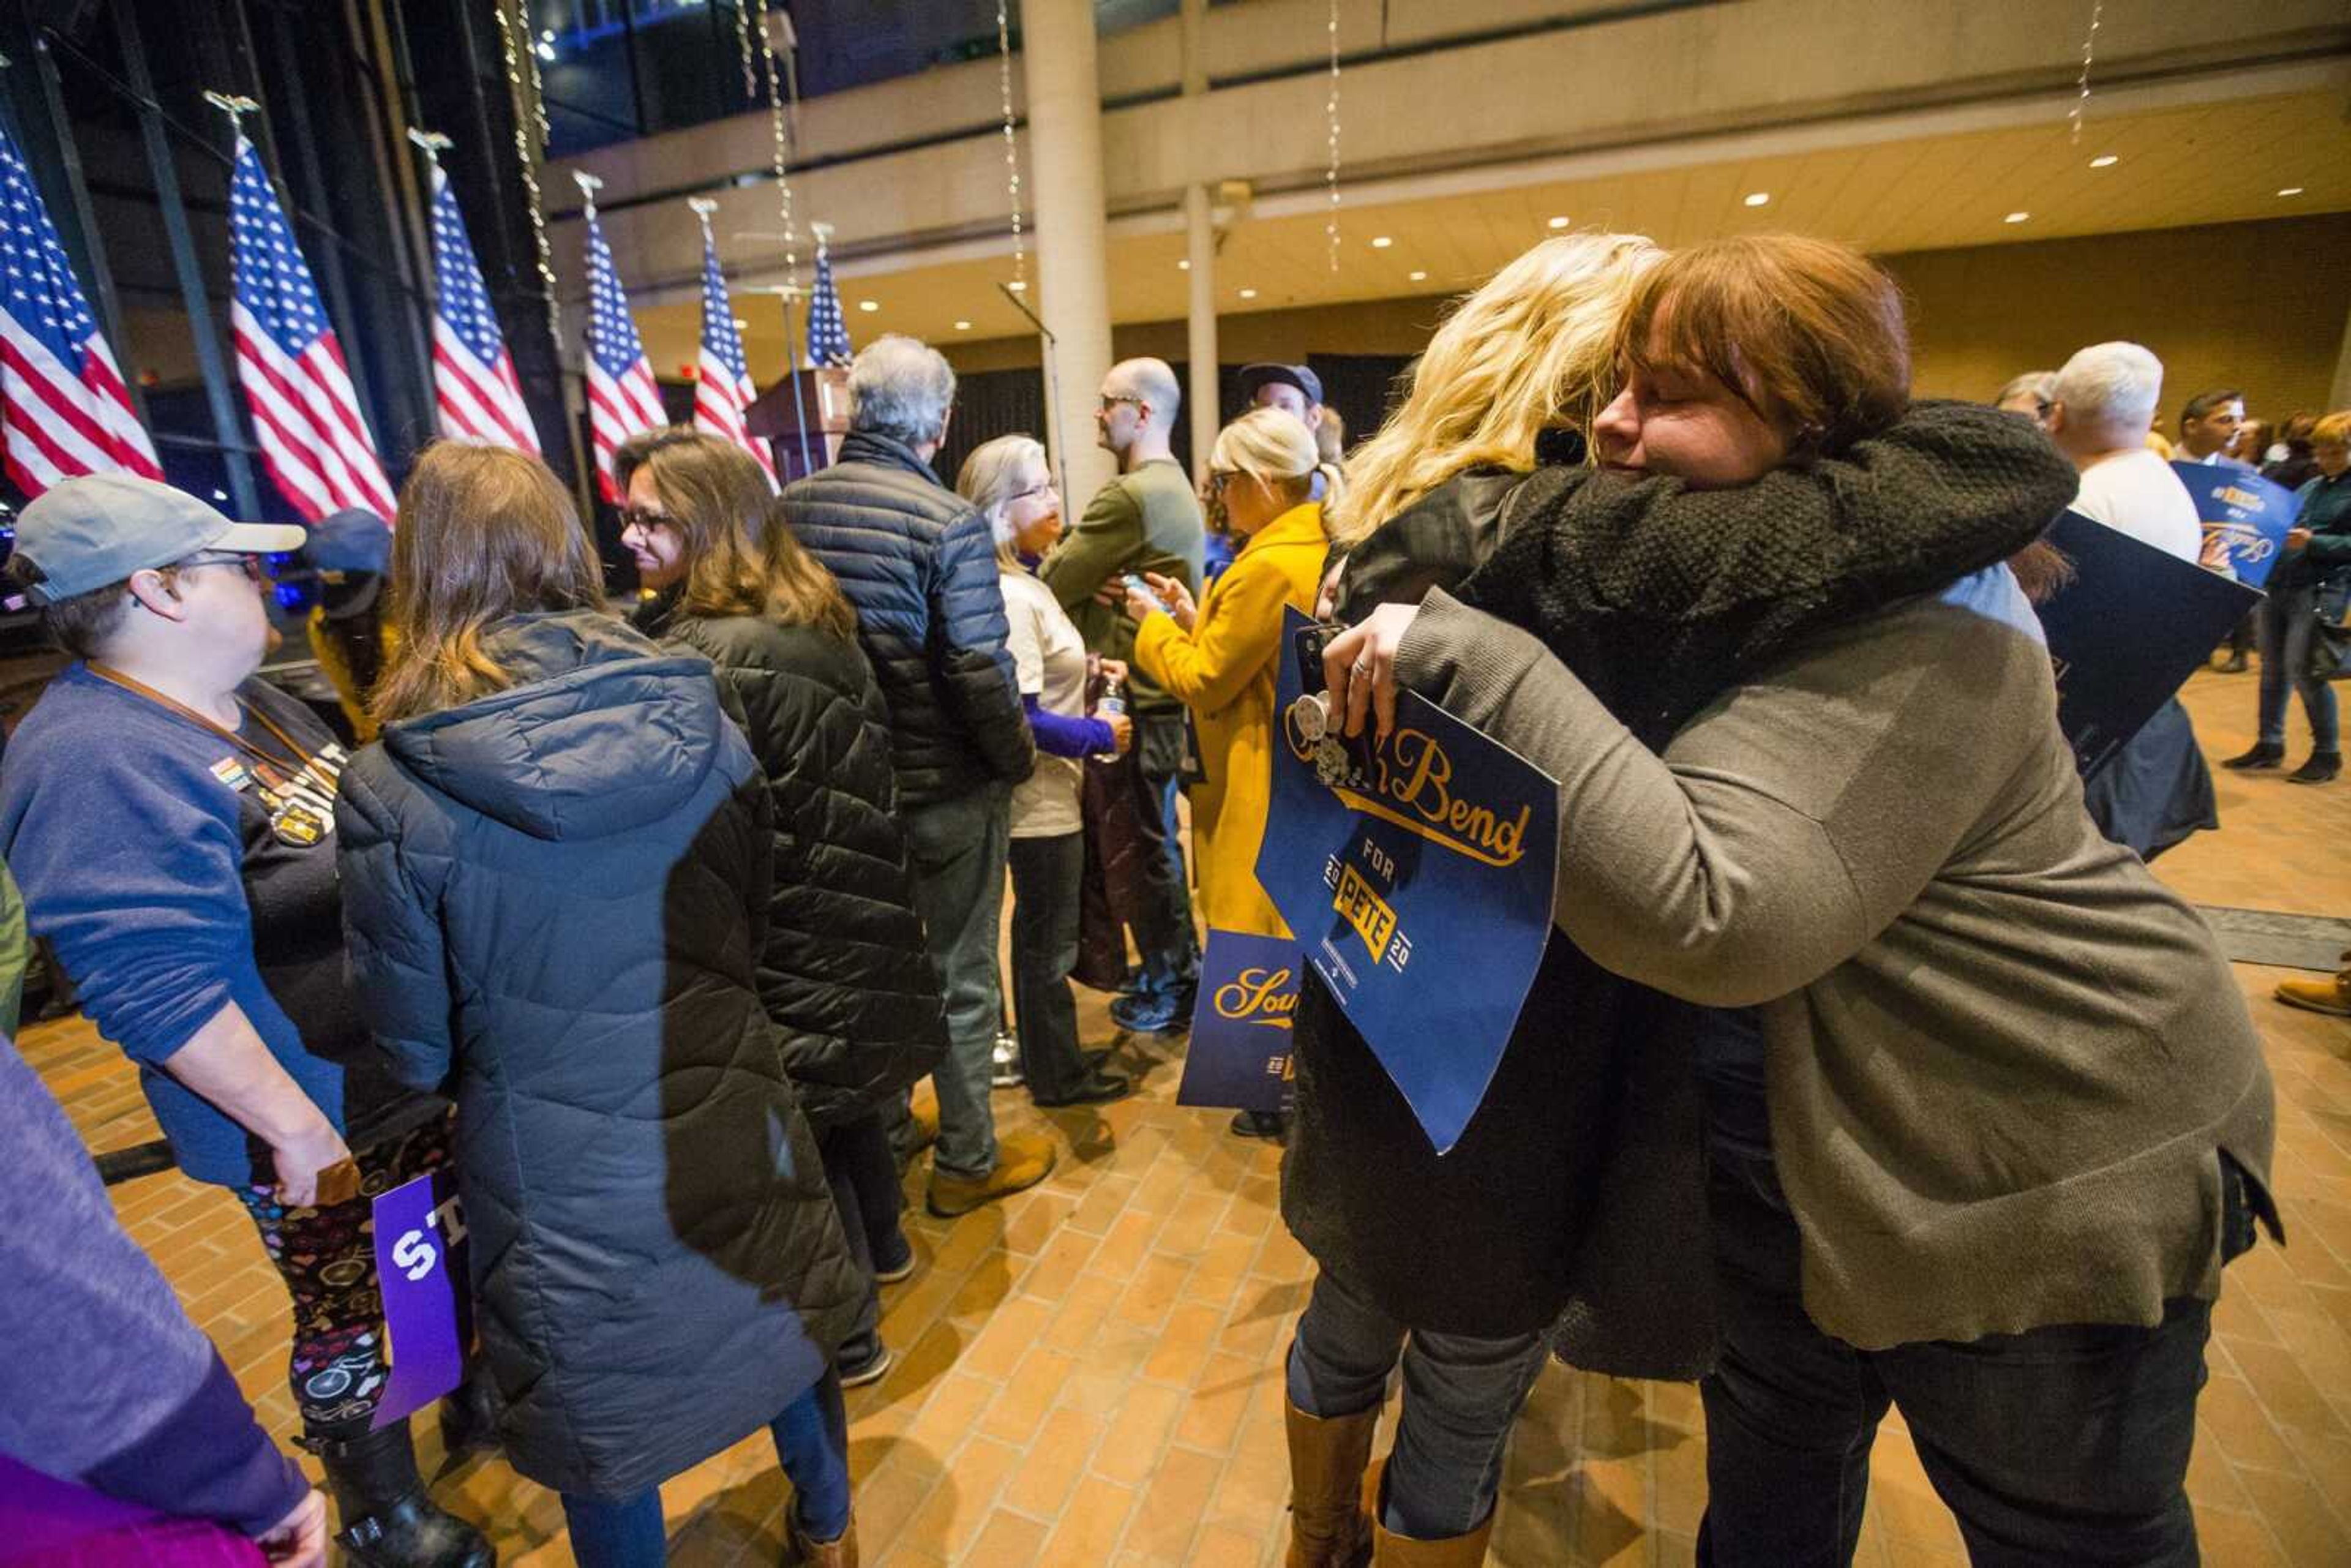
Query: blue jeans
1007 831 1091 1099
817 1112 905 1371
2256 585 2339 752
903 784 1011 1177
1286 1267 1547 1539
560 1373 850 1567
1132 710 1199 1000
1695 1063 2211 1567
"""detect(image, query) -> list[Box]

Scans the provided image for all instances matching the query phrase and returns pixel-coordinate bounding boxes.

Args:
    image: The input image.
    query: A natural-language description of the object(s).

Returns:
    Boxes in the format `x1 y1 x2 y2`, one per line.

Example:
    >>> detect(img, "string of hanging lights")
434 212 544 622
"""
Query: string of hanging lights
997 0 1027 294
735 0 800 290
1325 0 1342 272
2068 0 2103 144
492 0 560 345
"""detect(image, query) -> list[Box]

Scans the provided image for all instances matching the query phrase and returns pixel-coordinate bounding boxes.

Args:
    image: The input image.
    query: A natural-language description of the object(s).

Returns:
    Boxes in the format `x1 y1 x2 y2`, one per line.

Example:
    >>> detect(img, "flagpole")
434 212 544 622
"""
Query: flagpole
744 279 815 481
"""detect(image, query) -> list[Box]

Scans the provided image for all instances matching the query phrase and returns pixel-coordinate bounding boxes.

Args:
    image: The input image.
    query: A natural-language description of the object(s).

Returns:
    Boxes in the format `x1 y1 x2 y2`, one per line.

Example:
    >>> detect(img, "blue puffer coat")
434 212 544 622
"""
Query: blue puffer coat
774 429 1033 808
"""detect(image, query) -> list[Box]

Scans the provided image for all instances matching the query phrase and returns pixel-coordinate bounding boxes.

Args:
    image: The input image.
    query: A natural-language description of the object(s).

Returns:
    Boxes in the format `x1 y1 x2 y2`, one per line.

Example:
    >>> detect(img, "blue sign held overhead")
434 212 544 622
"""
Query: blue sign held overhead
1254 609 1559 1154
1176 929 1303 1114
2172 462 2301 588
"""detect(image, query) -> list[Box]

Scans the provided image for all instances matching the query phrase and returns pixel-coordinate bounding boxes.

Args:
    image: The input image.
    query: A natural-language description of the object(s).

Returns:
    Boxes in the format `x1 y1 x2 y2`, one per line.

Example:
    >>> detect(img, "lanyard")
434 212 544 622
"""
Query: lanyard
87 664 325 786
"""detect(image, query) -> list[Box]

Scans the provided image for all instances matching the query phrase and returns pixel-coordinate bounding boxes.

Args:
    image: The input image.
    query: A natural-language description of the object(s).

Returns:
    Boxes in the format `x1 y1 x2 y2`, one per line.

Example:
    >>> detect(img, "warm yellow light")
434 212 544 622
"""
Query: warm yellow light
1742 192 1770 208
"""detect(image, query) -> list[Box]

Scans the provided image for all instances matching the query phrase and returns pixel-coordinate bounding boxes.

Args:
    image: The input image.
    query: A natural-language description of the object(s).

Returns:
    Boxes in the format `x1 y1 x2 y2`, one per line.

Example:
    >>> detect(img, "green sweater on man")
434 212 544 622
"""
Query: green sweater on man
1039 458 1205 718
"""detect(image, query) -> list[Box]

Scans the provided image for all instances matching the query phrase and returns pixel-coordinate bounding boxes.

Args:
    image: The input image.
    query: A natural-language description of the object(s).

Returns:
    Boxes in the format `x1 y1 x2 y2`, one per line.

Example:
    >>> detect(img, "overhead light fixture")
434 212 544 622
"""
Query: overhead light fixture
1177 258 1190 271
954 320 972 331
1545 216 1570 230
2090 154 2119 168
1408 269 1428 282
2004 211 2030 223
1370 236 1393 249
1239 287 1259 300
2279 186 2304 197
1742 192 1770 208
857 299 879 312
1007 279 1026 292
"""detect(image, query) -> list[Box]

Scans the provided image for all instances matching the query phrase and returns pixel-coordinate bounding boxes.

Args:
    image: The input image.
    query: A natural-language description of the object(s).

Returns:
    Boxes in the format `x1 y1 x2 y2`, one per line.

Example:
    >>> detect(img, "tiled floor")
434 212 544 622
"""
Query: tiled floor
23 664 2351 1566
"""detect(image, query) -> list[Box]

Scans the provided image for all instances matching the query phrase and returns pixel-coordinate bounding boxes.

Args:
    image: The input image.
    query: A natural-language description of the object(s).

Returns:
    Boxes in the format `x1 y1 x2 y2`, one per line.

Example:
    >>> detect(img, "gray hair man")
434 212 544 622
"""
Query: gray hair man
772 332 1056 1218
1038 357 1205 1035
2047 340 2221 857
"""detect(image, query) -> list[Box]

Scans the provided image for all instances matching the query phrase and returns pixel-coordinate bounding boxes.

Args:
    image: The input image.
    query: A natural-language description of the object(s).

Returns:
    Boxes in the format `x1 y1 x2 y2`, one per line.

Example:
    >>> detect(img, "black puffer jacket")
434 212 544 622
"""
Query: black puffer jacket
634 595 948 1127
337 610 860 1497
775 429 1033 807
1286 402 2079 1368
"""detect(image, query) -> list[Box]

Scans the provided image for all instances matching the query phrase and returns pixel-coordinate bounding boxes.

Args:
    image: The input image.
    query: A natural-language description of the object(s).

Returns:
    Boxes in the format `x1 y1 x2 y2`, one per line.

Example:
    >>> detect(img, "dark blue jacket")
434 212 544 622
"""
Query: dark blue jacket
774 429 1033 808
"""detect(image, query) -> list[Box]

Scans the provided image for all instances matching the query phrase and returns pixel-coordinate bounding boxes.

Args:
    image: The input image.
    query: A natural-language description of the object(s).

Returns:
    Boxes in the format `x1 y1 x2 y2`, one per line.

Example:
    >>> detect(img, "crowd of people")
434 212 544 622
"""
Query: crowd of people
2 220 2345 1568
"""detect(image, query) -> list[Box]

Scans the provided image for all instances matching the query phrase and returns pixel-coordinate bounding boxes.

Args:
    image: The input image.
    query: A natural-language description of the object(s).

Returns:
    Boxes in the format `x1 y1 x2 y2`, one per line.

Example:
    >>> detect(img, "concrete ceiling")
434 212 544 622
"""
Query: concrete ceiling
629 86 2351 377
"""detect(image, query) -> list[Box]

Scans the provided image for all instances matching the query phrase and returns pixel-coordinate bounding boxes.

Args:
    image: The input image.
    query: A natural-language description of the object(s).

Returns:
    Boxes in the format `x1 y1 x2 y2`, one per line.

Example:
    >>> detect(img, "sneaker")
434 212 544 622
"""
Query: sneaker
2215 654 2250 673
926 1132 1059 1218
838 1343 894 1389
991 1032 1026 1089
1110 989 1194 1035
2289 751 2341 784
872 1237 917 1285
2222 741 2285 771
1230 1109 1288 1141
1032 1067 1133 1109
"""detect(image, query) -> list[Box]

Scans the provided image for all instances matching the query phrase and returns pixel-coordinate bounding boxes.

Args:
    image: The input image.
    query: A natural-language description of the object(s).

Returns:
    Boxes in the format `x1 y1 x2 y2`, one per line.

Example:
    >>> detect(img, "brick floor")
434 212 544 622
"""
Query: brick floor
21 663 2351 1566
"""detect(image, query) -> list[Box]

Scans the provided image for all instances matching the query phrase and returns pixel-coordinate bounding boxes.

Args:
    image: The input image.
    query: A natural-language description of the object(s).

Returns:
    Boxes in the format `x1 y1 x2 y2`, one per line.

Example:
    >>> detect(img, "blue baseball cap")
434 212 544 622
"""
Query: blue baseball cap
1238 362 1324 408
300 508 392 575
13 475 304 603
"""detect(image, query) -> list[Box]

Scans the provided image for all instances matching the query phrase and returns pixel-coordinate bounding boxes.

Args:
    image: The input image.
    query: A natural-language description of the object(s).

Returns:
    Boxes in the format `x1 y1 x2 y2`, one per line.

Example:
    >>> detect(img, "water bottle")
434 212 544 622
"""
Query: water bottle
1093 677 1126 762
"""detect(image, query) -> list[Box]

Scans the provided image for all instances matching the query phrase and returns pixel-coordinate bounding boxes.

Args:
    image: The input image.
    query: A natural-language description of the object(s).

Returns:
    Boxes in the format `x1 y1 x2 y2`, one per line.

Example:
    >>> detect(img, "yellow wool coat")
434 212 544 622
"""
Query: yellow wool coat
1133 501 1328 940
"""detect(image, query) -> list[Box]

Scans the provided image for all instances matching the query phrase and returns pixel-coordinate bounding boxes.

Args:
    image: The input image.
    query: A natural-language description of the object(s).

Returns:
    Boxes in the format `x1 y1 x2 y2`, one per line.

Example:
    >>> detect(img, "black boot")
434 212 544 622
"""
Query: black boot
434 1373 500 1477
318 1420 495 1568
2222 741 2285 770
2289 751 2342 784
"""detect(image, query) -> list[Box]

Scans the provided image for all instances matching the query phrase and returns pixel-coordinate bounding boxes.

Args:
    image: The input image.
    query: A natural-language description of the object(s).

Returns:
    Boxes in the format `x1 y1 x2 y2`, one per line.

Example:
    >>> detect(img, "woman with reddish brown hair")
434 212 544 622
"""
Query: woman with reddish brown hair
1320 234 2274 1566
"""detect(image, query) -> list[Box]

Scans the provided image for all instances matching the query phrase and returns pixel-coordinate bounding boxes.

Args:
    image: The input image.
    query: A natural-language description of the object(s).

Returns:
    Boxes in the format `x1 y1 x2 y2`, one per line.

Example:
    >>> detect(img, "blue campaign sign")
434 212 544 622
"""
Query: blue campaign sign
1255 608 1558 1153
2039 509 2261 777
1176 928 1302 1114
2172 461 2300 588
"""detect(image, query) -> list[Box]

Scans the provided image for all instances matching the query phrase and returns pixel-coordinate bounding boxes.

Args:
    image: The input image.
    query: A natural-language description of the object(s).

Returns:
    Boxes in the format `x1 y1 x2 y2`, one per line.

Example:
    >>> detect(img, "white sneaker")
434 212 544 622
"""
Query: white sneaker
991 1032 1025 1089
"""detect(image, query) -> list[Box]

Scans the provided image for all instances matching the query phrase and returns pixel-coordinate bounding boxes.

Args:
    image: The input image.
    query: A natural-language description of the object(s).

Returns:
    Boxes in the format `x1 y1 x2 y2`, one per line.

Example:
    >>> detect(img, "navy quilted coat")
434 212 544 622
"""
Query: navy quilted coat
772 429 1033 808
336 610 860 1497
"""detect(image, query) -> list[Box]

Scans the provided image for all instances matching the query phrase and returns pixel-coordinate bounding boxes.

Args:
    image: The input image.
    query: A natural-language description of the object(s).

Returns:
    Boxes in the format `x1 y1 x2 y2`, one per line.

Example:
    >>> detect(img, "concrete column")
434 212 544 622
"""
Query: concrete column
1181 0 1218 482
1020 0 1116 504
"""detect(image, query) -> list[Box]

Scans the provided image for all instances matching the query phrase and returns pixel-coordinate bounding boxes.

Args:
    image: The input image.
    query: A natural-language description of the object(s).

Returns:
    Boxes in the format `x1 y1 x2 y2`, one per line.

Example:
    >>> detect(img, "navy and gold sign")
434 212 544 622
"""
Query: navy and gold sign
1256 609 1559 1153
1176 930 1302 1114
2173 462 2300 588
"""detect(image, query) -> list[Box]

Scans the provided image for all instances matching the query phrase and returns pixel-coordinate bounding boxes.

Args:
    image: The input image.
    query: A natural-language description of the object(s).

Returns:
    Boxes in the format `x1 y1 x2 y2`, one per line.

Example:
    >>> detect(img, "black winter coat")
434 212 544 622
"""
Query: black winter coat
775 429 1034 807
634 596 948 1128
337 610 860 1497
1286 402 2080 1368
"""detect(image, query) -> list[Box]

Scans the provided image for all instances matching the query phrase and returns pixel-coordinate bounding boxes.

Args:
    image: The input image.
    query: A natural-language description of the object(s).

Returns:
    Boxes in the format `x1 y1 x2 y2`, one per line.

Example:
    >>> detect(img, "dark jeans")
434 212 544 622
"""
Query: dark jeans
2255 585 2340 752
903 783 1011 1177
1696 1068 2211 1568
560 1373 849 1566
1130 709 1199 1000
1007 831 1093 1100
816 1112 906 1370
1286 1267 1548 1539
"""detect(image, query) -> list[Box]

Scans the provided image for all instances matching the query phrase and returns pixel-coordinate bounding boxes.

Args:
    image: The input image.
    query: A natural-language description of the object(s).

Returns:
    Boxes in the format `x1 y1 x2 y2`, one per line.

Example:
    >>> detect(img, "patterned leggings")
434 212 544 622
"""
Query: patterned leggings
234 1112 454 1442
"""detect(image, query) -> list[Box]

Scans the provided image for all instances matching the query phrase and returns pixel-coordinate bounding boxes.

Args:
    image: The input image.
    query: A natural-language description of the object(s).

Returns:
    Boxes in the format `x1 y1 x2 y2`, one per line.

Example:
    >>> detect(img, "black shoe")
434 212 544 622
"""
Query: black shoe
2216 655 2250 673
2289 751 2342 784
1032 1067 1133 1108
318 1419 495 1568
1229 1109 1288 1141
2222 741 2285 770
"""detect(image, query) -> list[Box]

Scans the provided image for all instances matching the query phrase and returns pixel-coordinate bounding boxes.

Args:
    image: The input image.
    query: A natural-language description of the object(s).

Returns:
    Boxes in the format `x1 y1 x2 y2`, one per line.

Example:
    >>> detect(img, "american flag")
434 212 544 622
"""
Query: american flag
427 166 539 455
691 230 774 485
0 122 161 497
805 242 853 368
583 208 664 501
229 136 395 522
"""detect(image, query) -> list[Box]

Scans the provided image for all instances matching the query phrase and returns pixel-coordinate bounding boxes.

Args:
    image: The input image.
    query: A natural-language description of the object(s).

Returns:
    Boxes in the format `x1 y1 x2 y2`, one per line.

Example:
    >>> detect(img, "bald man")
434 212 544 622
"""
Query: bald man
1039 358 1205 1033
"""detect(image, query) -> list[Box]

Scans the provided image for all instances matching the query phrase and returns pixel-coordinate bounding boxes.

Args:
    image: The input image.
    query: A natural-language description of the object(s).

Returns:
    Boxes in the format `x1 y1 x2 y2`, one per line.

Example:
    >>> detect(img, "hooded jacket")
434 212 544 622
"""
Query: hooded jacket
774 429 1034 808
633 595 948 1128
336 610 860 1497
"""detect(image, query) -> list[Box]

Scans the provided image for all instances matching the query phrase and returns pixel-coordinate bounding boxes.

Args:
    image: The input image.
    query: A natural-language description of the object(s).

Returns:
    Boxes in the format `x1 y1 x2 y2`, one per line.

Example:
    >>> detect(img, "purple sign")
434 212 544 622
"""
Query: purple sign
370 1169 472 1430
1176 929 1301 1113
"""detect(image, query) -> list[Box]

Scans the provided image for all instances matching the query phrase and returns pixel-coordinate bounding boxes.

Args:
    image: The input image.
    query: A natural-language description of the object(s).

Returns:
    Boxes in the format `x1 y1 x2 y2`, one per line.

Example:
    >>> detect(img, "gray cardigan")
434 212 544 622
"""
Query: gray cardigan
1398 581 2276 1350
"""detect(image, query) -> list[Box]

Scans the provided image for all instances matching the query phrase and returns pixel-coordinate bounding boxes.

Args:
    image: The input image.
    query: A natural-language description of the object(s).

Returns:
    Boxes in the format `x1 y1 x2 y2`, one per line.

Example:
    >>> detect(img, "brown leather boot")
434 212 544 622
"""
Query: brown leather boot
924 1131 1057 1218
784 1506 857 1567
1286 1401 1378 1567
2276 957 2351 1017
1365 1459 1496 1566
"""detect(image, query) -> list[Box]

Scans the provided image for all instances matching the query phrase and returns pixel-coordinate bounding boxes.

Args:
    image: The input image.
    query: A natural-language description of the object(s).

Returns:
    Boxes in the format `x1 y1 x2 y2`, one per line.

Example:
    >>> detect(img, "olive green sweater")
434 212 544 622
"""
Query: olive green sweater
1397 582 2276 1350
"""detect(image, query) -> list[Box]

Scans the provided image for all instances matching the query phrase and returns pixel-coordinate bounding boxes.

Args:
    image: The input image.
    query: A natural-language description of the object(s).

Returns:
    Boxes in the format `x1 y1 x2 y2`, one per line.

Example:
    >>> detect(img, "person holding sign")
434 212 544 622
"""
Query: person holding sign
0 476 487 1568
1327 235 2276 1567
340 445 863 1568
2227 410 2350 783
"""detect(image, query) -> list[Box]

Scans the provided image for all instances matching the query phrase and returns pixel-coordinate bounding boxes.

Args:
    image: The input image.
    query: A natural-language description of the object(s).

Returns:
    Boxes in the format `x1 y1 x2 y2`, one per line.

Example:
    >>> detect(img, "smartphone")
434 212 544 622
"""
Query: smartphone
1123 572 1168 616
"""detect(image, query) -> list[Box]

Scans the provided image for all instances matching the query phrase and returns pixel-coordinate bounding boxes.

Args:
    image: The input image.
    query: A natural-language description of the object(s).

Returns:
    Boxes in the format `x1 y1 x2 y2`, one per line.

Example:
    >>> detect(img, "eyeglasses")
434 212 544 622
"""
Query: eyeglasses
1098 394 1143 414
617 505 675 533
173 549 265 583
1204 469 1240 495
1009 479 1056 503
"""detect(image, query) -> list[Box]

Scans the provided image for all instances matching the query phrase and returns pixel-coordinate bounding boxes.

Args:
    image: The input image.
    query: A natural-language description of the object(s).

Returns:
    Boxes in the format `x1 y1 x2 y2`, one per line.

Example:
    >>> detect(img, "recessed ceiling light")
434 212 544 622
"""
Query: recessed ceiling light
1742 192 1770 208
2004 211 2030 224
1238 287 1259 300
1370 236 1393 249
1007 279 1026 292
857 299 880 312
954 320 972 331
2279 186 2304 197
2090 154 2119 168
1177 258 1190 270
1408 269 1428 282
1545 216 1570 230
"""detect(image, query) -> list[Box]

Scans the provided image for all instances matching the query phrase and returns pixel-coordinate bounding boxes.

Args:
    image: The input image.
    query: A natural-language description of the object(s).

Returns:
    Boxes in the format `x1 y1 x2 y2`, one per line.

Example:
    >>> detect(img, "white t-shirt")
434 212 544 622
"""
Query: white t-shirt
2071 448 2203 564
1001 569 1089 839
